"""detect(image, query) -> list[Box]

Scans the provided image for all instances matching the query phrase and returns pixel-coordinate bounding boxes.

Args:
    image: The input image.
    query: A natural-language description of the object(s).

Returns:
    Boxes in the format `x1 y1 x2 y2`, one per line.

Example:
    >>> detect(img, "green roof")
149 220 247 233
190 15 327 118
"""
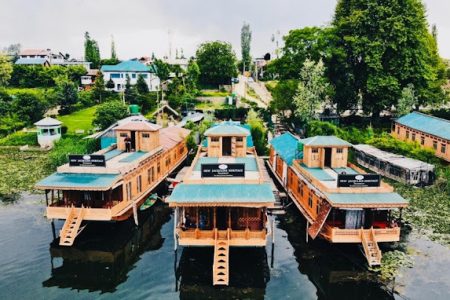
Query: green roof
204 122 250 136
101 60 155 73
300 136 352 147
167 184 275 204
269 132 303 166
325 192 407 206
194 157 258 171
36 173 120 191
396 111 450 140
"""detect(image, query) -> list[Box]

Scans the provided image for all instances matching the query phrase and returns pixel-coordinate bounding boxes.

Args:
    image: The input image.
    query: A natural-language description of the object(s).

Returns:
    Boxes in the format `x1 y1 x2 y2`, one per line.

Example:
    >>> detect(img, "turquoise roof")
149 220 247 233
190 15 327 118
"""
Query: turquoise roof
202 122 254 148
36 173 120 190
396 112 450 140
168 184 275 204
300 136 352 147
325 192 407 206
15 58 48 65
333 167 358 175
300 164 335 181
193 157 258 171
119 151 147 163
104 149 122 160
204 122 250 136
101 60 155 73
270 132 303 166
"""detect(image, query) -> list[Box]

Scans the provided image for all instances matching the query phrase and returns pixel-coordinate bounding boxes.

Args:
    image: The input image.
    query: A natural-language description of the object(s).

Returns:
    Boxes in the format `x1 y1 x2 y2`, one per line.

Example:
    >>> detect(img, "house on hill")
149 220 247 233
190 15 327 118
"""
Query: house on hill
101 60 160 92
392 112 450 162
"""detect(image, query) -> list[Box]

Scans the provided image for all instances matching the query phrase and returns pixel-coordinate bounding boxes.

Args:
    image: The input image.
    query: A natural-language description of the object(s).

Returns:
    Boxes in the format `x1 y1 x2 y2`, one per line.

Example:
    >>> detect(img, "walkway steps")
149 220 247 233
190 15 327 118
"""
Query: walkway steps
59 206 86 246
361 228 382 266
213 236 230 286
308 201 332 239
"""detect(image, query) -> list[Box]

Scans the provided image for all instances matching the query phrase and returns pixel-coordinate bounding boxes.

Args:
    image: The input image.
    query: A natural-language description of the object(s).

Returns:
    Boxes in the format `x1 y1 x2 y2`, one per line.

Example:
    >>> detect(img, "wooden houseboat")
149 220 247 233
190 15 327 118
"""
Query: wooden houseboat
36 117 190 246
166 121 275 286
268 133 408 266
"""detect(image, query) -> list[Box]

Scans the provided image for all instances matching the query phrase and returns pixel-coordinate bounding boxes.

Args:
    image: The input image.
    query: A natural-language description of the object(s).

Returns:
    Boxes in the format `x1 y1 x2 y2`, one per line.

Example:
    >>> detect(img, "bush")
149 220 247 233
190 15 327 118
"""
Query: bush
48 135 99 169
13 91 48 124
93 101 129 130
0 131 38 146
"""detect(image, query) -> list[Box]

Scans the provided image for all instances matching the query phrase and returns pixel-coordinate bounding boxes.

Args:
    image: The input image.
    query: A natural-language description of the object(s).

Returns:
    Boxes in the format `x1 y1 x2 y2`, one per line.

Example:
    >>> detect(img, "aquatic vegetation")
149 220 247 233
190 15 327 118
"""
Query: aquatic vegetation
0 131 38 146
370 250 413 281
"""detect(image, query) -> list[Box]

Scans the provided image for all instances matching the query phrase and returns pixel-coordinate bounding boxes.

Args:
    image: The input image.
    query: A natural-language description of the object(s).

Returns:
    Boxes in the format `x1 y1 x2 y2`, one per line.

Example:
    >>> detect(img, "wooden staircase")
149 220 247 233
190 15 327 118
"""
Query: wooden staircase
361 228 382 266
59 206 86 246
308 201 332 239
213 231 230 286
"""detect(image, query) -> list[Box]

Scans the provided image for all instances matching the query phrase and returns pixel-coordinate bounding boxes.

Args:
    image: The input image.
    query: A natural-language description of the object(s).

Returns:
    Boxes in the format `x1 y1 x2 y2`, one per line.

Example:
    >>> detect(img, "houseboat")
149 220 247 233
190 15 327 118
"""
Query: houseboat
36 116 190 246
166 121 275 286
268 133 408 266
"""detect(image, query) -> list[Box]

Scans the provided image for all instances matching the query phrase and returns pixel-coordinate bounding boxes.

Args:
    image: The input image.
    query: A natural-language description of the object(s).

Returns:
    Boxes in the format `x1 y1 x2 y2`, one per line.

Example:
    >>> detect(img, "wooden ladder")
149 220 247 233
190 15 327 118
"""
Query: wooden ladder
59 206 86 246
213 231 230 286
308 201 332 239
361 228 382 266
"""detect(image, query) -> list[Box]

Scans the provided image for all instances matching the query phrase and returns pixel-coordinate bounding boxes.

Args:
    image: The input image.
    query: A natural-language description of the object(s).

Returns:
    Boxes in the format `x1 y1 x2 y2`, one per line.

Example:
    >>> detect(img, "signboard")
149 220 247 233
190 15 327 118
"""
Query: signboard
201 163 245 178
69 154 106 167
337 174 380 188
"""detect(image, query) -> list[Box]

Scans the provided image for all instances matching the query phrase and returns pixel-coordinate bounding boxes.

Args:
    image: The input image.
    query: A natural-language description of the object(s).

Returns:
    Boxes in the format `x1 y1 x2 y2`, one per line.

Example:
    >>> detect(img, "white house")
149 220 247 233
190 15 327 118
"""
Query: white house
101 60 160 92
34 117 62 148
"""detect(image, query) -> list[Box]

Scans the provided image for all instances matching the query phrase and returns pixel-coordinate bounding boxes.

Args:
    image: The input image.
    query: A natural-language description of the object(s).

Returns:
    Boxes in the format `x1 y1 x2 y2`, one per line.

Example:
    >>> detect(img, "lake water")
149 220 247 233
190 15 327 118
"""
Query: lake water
0 192 449 300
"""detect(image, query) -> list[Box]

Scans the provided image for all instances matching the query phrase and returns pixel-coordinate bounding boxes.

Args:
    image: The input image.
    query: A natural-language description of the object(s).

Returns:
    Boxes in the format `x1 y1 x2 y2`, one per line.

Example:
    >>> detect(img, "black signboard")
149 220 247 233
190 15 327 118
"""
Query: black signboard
337 174 381 188
69 154 106 167
201 163 245 178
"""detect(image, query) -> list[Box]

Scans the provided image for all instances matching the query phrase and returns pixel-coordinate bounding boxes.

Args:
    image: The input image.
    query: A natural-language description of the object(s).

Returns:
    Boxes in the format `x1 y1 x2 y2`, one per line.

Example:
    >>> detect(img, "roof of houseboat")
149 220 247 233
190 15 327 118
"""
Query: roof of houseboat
114 120 161 131
396 111 450 140
204 121 250 136
269 132 303 166
36 173 120 191
324 192 408 207
167 183 275 206
300 136 352 147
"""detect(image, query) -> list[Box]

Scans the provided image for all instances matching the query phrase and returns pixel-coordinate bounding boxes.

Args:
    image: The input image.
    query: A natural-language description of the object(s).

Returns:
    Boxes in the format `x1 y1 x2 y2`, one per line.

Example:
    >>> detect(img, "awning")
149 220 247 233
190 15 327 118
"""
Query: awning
325 192 408 208
35 173 121 191
167 183 275 206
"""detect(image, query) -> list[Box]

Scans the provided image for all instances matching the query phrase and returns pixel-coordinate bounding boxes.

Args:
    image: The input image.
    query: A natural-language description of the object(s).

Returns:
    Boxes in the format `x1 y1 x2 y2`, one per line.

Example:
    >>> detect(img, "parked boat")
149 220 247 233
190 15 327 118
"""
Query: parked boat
267 133 408 266
167 121 276 286
36 116 190 246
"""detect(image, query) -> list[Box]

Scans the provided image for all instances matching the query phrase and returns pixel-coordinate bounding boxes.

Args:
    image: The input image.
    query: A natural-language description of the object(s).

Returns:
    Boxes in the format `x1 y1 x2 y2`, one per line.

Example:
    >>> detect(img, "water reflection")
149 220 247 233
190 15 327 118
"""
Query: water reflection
43 203 171 293
175 247 270 299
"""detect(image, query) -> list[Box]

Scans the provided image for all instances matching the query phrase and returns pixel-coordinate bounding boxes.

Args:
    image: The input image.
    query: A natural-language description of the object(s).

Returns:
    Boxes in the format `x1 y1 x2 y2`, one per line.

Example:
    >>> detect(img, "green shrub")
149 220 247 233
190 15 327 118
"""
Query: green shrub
48 135 99 169
0 131 38 146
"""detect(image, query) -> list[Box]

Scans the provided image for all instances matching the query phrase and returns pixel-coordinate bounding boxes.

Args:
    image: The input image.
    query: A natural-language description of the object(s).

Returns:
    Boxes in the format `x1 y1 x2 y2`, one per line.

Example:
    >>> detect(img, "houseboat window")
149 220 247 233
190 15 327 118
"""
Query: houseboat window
142 133 150 138
421 136 425 145
308 192 313 208
148 166 154 183
412 133 416 141
179 147 184 154
441 144 446 154
406 131 410 139
433 141 438 150
297 180 303 196
211 137 219 142
157 162 161 174
126 182 132 200
236 137 243 142
312 148 319 154
137 175 142 193
120 133 128 137
397 126 400 134
316 202 320 215
336 148 343 154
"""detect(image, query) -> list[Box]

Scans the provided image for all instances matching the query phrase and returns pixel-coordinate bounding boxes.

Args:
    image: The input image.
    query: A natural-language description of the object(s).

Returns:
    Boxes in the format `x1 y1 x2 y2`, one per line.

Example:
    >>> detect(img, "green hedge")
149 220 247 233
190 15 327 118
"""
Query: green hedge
0 131 38 146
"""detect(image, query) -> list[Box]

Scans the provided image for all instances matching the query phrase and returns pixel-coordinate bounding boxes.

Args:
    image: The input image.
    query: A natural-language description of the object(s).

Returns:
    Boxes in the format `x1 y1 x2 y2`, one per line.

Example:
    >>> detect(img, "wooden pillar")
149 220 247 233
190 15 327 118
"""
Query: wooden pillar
228 208 231 229
196 207 199 228
51 190 54 205
45 190 49 206
246 208 249 229
213 207 216 229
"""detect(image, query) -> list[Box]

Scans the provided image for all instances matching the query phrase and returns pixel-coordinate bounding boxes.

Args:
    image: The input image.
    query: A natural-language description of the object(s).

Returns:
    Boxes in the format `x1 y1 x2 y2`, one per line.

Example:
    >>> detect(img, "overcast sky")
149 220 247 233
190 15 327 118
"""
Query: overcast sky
1 0 449 60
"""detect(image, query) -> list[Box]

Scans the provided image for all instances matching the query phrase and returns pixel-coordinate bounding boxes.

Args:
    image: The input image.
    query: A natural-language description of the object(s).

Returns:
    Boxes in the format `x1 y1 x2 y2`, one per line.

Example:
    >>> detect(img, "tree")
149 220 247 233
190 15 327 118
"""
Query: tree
196 41 238 86
106 78 115 89
186 59 200 90
0 88 13 115
293 59 330 123
111 35 117 61
54 75 78 115
92 71 106 102
332 0 446 116
124 74 138 103
93 101 129 130
136 74 149 94
0 54 13 86
153 59 170 82
13 91 47 124
2 43 21 62
241 22 252 72
269 80 298 117
84 32 101 69
396 84 418 117
246 109 267 155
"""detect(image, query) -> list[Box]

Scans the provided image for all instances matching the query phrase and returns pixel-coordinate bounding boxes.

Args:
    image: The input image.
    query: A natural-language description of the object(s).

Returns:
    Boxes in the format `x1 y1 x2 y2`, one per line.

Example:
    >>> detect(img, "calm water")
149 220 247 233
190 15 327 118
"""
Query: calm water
0 191 448 300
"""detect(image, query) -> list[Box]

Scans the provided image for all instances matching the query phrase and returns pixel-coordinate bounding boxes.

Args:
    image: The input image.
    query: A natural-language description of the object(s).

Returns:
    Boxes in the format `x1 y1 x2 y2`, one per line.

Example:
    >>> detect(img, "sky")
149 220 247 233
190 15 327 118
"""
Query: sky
1 0 449 60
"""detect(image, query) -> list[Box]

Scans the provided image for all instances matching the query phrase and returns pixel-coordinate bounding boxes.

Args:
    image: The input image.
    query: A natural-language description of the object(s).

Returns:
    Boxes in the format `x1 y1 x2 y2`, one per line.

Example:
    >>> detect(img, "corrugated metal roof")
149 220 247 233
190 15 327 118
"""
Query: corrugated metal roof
396 112 450 140
36 173 120 190
167 183 275 204
159 127 190 150
269 132 303 166
325 192 408 206
300 136 352 147
101 60 155 73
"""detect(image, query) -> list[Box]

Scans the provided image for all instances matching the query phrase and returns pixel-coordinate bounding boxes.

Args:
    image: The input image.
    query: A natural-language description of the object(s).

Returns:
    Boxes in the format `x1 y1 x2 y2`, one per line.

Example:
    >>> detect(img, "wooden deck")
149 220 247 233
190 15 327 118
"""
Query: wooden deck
320 225 400 243
177 228 268 247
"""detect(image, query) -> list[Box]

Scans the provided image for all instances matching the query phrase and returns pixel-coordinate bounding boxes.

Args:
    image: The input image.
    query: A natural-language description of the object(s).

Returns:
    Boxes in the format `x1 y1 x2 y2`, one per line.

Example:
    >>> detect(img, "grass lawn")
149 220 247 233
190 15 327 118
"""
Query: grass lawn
199 90 229 97
195 100 230 110
57 105 99 133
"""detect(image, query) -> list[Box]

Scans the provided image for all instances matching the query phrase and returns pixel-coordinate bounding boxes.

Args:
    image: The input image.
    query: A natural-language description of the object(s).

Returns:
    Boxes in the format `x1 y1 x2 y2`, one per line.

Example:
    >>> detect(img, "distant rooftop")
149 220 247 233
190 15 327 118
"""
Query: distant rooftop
300 136 352 147
115 120 161 132
396 111 450 140
101 60 157 73
19 48 50 56
34 117 62 127
15 57 49 65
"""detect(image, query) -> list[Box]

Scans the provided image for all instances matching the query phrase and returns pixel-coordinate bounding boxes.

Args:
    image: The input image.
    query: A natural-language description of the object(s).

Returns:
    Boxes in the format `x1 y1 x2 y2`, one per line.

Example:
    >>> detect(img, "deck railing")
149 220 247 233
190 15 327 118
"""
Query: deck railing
322 224 400 243
178 228 266 240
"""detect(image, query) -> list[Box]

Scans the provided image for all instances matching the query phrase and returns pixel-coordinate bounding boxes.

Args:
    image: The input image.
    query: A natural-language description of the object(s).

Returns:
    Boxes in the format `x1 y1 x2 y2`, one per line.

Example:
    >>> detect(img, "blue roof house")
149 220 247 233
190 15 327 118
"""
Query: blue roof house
101 60 160 92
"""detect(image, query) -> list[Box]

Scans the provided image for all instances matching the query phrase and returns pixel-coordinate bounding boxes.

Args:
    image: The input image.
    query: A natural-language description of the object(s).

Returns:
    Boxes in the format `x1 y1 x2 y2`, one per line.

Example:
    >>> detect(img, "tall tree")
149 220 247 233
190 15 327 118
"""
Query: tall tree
241 22 252 72
196 41 237 86
54 75 79 115
331 0 446 116
396 84 418 117
111 35 117 60
0 54 13 86
186 59 200 90
93 101 129 130
84 32 101 69
124 74 138 103
136 74 149 94
92 71 106 102
293 59 330 123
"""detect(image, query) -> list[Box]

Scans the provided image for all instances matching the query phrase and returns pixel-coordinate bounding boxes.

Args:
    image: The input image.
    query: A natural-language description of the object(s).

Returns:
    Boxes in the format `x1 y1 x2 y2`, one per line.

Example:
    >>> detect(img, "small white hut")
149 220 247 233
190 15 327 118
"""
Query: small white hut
34 117 62 148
